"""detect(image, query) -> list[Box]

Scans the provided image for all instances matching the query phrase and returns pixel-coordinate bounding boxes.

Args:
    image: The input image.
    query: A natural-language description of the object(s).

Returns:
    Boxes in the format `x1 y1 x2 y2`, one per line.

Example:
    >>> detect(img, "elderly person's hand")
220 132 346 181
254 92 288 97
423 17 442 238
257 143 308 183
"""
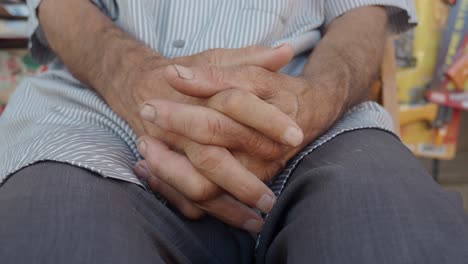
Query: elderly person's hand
111 44 306 232
135 44 347 232
116 44 300 151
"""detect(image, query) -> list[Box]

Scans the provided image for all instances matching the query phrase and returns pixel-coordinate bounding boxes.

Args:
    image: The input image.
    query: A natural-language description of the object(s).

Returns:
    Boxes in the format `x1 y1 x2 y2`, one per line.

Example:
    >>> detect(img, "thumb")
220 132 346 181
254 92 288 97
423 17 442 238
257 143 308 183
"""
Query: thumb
194 44 294 71
230 43 294 72
165 44 294 97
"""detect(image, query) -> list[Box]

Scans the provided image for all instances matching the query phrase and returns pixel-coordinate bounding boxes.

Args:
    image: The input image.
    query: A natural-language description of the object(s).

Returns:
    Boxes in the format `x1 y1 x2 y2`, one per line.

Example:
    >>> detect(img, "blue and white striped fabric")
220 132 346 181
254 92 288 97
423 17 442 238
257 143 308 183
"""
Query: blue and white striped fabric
1 0 417 197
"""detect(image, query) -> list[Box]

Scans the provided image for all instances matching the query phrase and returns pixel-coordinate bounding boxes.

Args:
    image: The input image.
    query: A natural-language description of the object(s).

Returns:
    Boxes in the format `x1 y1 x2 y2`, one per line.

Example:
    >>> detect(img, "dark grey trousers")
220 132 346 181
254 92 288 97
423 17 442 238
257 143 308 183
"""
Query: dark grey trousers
1 129 467 264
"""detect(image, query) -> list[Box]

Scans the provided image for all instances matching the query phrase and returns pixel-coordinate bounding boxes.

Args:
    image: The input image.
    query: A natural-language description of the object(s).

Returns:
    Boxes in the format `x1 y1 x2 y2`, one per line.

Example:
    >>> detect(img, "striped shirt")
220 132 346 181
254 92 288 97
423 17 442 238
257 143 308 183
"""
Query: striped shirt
0 0 417 197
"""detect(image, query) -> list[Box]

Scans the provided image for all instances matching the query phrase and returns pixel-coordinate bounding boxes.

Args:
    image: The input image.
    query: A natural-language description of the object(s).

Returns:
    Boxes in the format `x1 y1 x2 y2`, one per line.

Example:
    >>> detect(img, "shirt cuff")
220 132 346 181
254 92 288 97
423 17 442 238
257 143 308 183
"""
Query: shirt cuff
26 0 119 64
324 0 418 34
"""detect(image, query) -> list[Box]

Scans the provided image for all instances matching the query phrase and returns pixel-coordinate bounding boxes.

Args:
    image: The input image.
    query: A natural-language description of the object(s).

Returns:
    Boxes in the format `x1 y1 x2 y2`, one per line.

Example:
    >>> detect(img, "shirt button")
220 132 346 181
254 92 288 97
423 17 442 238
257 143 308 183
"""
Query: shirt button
173 39 186 48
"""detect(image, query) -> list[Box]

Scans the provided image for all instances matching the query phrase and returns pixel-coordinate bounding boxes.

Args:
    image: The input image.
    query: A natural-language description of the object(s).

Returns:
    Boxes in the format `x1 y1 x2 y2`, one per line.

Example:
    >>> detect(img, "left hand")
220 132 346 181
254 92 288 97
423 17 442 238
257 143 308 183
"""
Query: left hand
135 58 346 231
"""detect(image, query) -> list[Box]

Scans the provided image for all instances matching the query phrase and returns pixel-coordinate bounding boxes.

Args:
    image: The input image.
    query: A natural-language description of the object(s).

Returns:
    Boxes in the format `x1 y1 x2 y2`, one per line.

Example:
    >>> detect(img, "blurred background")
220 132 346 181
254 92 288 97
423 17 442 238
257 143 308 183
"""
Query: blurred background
0 0 466 207
393 0 468 210
0 0 47 113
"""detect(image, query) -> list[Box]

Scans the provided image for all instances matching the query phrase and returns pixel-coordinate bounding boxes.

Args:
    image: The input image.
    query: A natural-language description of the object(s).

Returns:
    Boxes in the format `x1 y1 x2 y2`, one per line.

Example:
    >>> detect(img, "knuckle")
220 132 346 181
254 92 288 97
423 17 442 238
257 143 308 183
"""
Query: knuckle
205 90 224 110
199 49 214 65
244 65 265 76
180 204 205 220
243 66 278 98
190 146 224 172
200 48 224 65
145 158 162 177
151 105 171 130
164 111 178 131
190 113 225 145
263 142 285 160
139 146 159 168
180 112 198 136
204 116 224 144
189 182 220 203
243 132 264 153
206 65 225 85
257 86 278 100
244 133 284 160
219 89 246 113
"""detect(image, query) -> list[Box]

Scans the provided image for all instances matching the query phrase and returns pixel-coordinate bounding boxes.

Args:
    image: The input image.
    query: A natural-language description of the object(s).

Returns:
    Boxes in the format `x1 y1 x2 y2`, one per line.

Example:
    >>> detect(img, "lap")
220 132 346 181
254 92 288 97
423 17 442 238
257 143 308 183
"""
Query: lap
0 161 254 264
256 129 468 264
2 129 467 264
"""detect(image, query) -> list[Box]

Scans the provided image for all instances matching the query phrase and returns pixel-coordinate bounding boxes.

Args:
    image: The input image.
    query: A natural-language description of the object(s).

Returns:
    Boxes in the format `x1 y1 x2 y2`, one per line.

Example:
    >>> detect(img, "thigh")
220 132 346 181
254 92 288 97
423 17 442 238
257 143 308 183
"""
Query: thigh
0 162 254 264
256 129 468 264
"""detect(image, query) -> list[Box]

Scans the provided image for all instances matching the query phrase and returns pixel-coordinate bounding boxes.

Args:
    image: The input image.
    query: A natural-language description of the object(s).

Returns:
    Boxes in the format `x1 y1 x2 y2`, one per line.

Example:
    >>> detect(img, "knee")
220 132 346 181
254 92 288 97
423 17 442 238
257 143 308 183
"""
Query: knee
288 129 435 194
0 162 145 264
1 162 119 205
0 162 138 233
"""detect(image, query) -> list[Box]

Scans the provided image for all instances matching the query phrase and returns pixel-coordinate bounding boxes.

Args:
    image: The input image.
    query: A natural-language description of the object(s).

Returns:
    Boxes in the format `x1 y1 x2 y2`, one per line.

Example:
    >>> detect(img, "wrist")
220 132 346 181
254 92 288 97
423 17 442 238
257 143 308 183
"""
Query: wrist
96 29 172 114
303 64 351 113
296 73 350 143
98 29 166 100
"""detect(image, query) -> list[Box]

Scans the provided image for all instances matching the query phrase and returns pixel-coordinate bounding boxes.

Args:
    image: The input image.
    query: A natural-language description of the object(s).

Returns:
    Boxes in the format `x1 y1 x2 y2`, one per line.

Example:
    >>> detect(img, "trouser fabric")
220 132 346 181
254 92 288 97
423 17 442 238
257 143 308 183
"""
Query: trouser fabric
1 129 467 264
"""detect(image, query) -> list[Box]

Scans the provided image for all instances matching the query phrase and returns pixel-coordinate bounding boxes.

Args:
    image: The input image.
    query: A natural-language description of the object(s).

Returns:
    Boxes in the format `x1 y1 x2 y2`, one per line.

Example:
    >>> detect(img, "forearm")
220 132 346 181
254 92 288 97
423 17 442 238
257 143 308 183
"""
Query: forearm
302 6 388 116
38 0 162 104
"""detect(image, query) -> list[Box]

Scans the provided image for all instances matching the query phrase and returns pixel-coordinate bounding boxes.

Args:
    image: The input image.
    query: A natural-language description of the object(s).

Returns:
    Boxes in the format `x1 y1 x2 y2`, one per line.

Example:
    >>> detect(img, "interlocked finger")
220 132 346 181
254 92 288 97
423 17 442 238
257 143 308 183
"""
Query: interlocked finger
136 136 221 202
134 160 205 220
135 139 266 232
207 89 303 148
139 99 285 156
183 142 277 214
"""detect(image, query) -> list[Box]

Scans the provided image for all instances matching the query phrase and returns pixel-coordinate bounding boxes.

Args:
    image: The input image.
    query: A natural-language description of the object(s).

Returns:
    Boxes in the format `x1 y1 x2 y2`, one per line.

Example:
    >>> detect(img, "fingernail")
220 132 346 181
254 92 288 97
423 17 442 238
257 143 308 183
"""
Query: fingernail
282 126 304 147
140 104 156 121
274 43 286 49
135 163 151 181
242 219 263 233
137 139 147 156
173 64 194 80
256 194 276 213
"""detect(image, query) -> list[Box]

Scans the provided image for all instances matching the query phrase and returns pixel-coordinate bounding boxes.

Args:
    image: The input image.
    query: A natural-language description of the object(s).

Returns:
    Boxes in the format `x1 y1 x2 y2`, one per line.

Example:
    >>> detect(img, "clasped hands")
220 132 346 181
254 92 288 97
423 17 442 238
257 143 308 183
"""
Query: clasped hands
129 44 340 232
